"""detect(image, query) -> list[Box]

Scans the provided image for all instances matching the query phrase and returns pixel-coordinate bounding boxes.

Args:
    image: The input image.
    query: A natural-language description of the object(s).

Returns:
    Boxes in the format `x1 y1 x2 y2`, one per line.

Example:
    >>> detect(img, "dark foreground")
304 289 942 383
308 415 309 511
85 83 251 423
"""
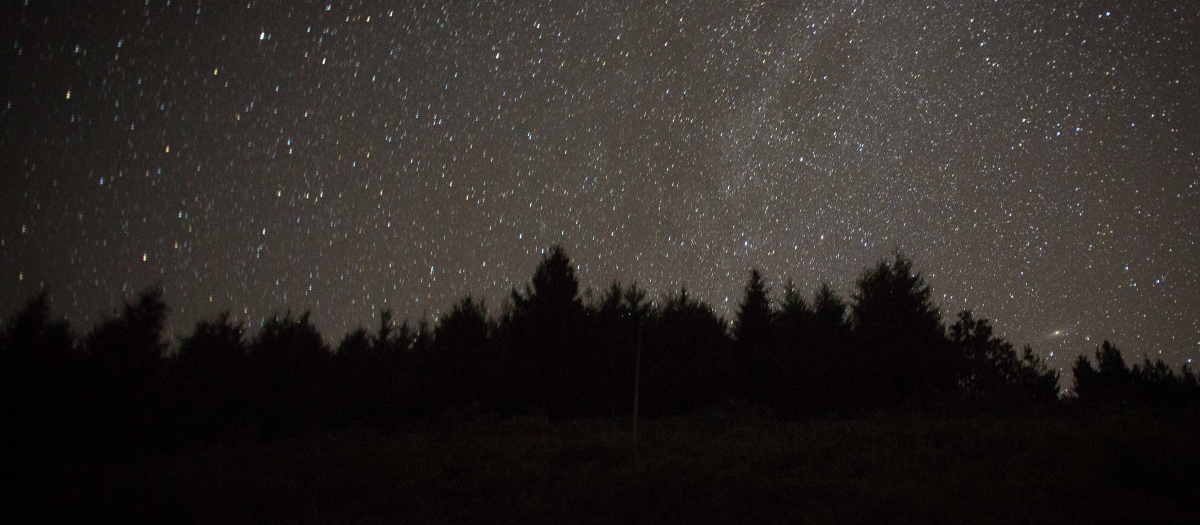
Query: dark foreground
12 410 1200 524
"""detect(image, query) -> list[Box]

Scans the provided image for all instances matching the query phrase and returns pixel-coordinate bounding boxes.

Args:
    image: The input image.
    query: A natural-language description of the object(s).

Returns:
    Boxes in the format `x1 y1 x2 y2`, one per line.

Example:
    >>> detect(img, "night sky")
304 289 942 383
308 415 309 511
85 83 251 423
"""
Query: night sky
2 1 1197 377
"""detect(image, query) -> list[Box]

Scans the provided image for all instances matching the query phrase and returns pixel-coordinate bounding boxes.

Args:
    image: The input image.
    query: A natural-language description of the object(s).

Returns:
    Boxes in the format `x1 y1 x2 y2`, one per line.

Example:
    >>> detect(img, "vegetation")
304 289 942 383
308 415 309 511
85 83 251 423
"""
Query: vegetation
3 246 1199 521
12 413 1200 523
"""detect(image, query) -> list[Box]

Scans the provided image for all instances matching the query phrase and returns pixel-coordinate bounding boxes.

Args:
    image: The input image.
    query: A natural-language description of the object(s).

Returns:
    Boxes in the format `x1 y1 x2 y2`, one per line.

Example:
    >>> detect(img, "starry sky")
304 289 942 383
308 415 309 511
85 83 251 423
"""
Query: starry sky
2 1 1197 376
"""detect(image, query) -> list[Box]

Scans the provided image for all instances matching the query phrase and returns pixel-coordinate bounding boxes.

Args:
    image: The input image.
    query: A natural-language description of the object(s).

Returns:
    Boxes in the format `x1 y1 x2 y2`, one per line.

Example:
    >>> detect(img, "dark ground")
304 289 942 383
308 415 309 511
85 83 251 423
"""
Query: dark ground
11 409 1200 524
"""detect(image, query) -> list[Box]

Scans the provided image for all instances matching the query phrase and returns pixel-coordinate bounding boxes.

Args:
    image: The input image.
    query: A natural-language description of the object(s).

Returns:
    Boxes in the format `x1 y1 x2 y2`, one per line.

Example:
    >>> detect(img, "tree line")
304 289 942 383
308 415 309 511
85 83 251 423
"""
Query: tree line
3 246 1198 450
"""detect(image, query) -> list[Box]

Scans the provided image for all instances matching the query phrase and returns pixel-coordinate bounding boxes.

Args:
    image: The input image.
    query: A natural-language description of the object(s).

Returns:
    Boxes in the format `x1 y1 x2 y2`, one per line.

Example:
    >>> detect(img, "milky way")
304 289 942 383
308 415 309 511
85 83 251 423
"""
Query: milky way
2 1 1197 375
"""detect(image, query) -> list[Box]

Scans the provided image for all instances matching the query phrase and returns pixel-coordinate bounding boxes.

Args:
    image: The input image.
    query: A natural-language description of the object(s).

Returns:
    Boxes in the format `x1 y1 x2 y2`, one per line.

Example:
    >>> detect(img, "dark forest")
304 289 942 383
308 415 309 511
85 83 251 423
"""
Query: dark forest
5 247 1199 523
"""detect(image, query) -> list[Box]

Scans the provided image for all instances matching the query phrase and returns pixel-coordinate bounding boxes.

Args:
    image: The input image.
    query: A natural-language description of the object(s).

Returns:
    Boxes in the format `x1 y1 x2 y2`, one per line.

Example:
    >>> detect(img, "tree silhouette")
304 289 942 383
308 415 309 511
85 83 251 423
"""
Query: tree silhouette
337 327 372 359
734 269 772 348
85 287 170 445
1072 341 1131 405
329 310 415 427
513 245 583 318
1130 355 1182 406
87 287 169 376
249 311 330 437
767 280 814 416
812 283 848 334
427 296 491 414
1013 345 1061 406
850 255 950 408
14 245 1197 456
734 269 772 402
767 281 855 416
776 280 812 330
949 310 1058 408
2 292 75 359
1182 365 1200 406
373 309 396 353
644 288 729 416
173 312 248 438
343 309 414 426
502 245 586 416
806 283 853 413
1074 340 1199 407
334 325 378 425
586 282 651 417
1 292 82 454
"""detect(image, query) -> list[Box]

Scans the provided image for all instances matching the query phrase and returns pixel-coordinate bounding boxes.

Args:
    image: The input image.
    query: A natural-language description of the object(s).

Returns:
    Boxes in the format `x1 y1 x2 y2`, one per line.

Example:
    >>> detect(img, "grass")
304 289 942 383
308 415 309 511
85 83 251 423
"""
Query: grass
14 409 1200 524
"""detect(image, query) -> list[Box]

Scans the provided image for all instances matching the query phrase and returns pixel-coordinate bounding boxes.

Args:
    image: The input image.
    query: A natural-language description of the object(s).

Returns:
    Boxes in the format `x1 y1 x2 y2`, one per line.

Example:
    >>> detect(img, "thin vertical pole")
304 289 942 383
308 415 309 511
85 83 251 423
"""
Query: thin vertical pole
633 317 642 443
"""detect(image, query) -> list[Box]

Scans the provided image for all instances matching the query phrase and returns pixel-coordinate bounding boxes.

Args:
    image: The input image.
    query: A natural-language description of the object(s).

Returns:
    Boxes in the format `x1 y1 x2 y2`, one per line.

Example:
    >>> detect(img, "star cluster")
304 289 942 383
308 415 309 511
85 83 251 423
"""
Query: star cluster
2 1 1197 373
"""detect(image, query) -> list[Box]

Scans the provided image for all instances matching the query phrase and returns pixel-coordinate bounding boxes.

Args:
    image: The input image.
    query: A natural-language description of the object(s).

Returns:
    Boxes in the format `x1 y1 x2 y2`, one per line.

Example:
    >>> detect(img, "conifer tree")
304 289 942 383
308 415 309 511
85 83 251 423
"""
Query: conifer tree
769 279 814 416
503 245 585 415
249 311 330 436
949 310 1058 407
734 269 772 349
646 288 729 415
734 269 773 402
175 312 248 436
431 295 491 411
850 255 949 407
1072 341 1131 404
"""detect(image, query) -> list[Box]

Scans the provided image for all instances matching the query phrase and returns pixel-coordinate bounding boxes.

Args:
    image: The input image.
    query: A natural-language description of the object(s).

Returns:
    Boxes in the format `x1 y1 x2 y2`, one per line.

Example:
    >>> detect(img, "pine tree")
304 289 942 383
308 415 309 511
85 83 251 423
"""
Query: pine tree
734 269 773 403
734 269 772 348
647 288 729 415
774 279 812 343
503 245 585 415
1072 341 1131 404
949 310 1058 408
850 255 949 407
431 295 491 411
